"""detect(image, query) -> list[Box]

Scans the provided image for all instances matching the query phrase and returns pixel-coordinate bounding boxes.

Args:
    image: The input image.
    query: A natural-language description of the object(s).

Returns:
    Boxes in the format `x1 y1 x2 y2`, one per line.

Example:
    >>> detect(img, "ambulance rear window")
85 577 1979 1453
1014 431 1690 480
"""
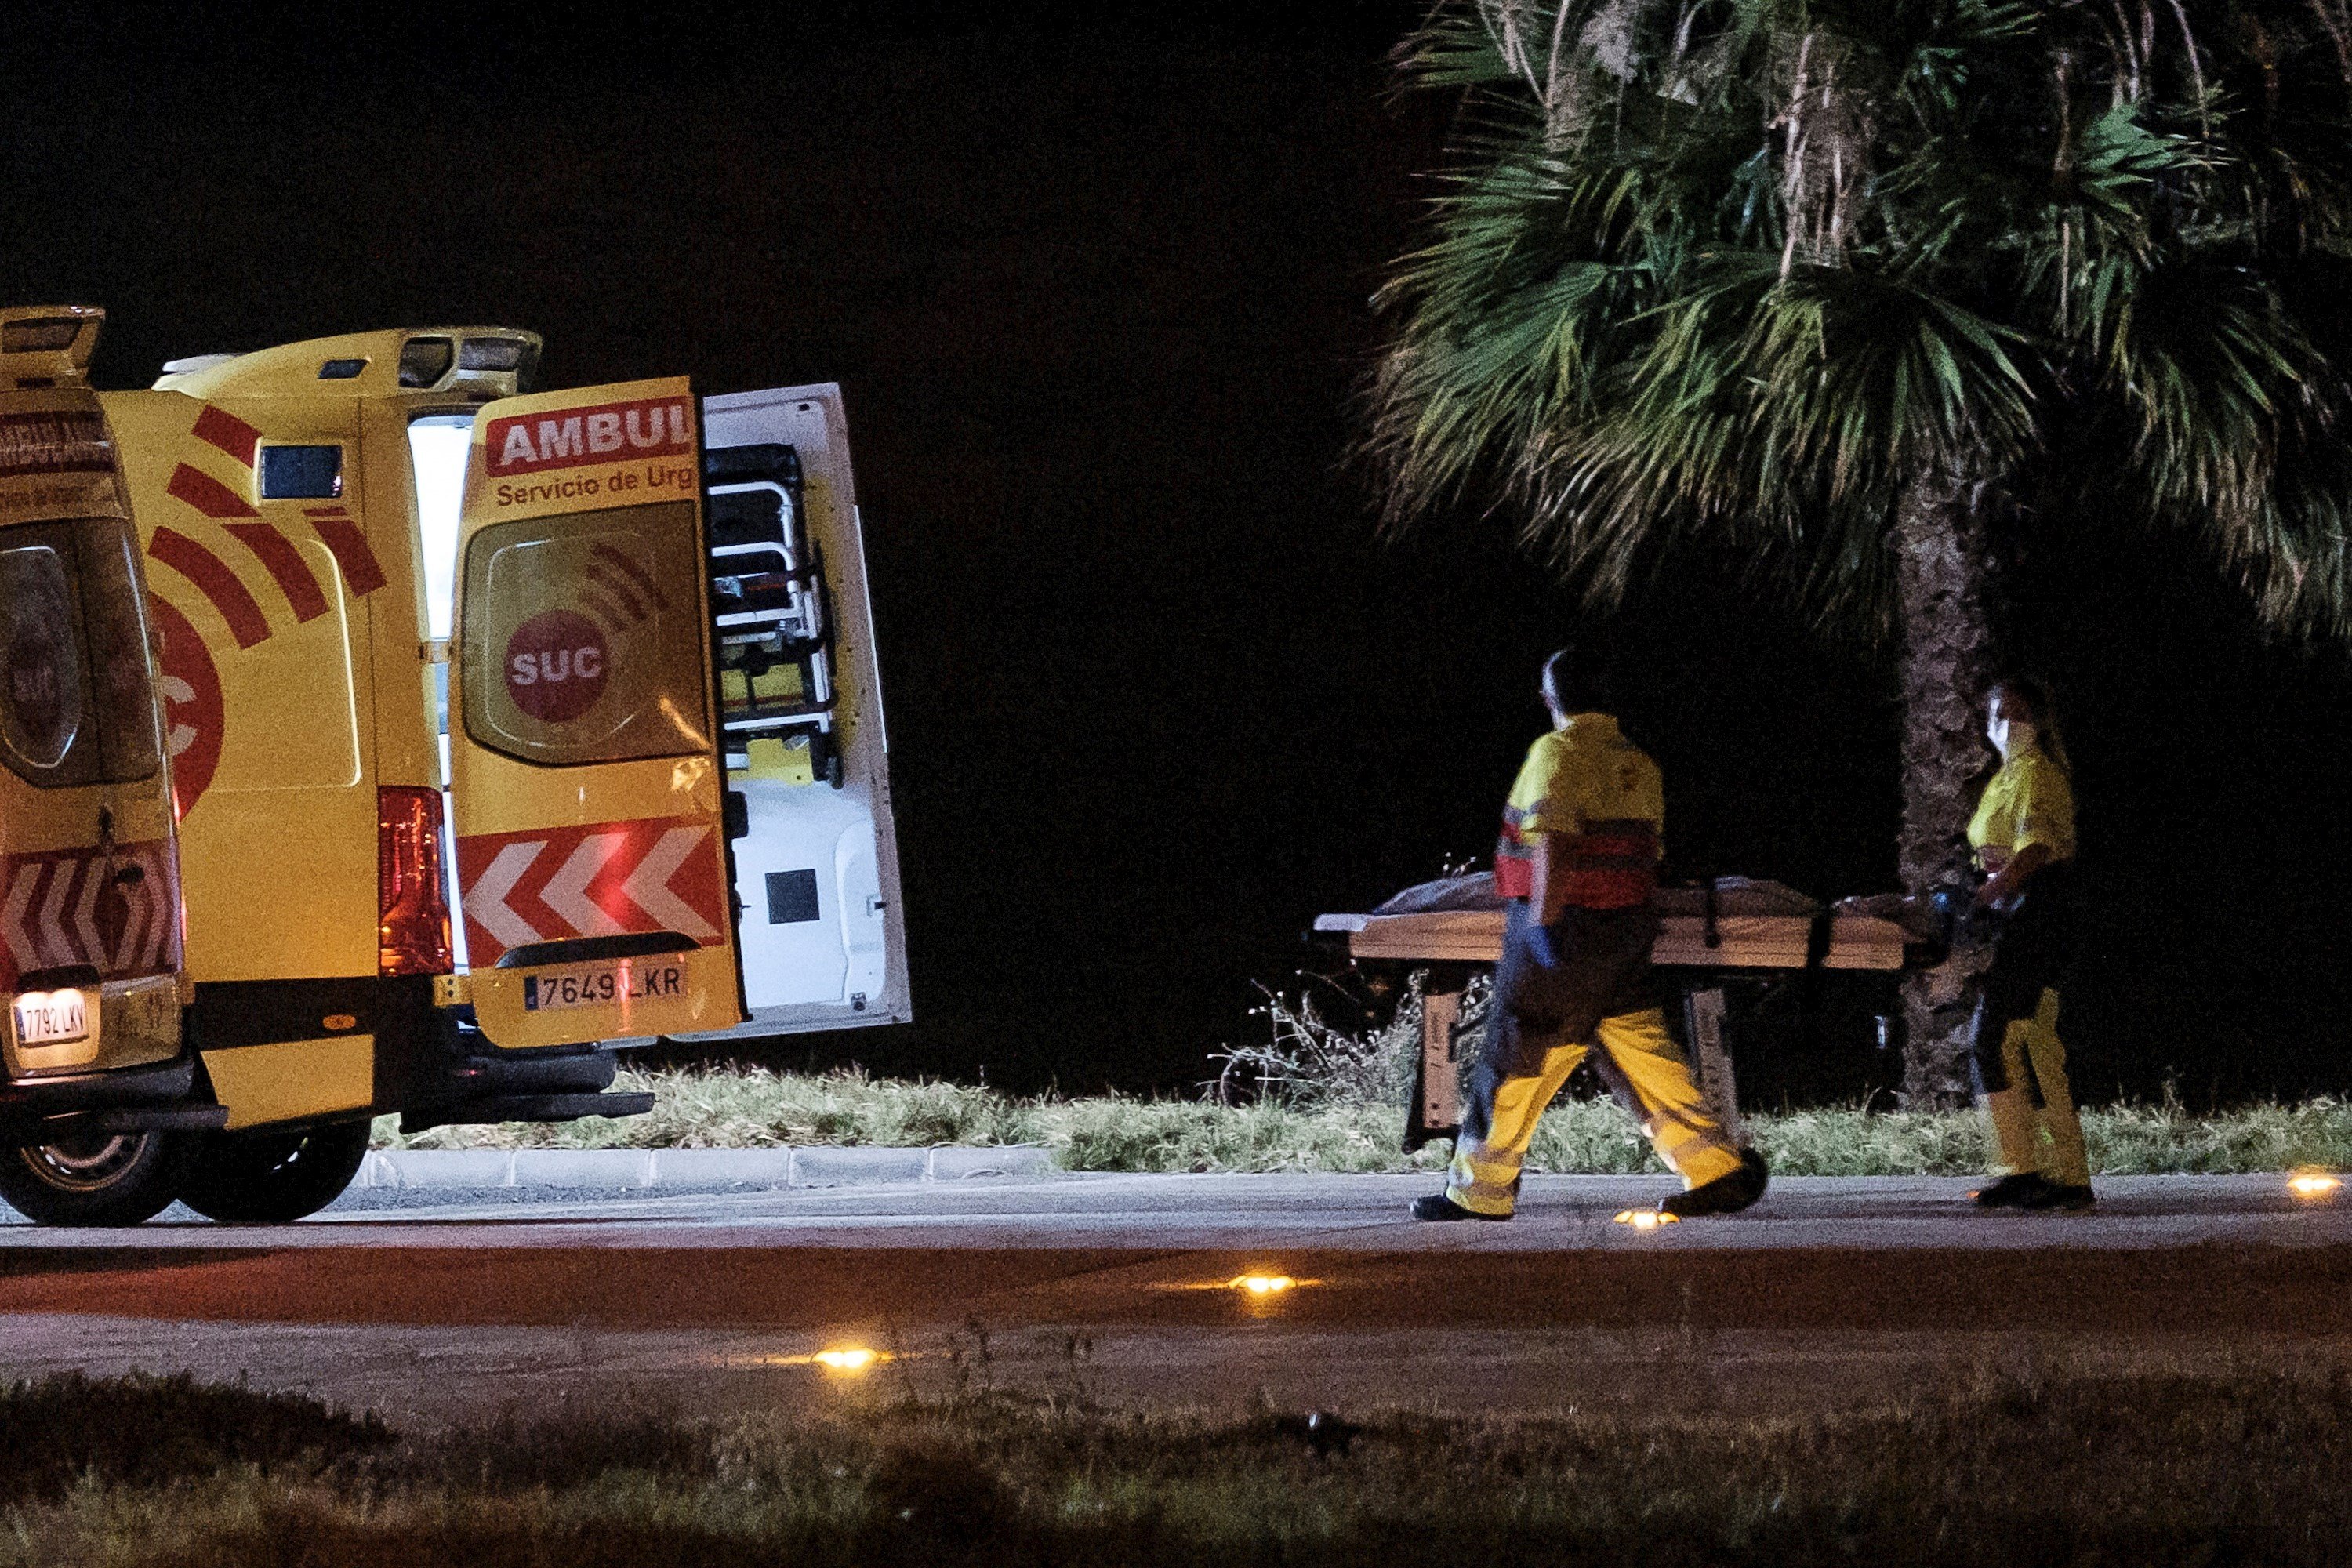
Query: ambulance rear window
0 518 162 789
459 502 710 768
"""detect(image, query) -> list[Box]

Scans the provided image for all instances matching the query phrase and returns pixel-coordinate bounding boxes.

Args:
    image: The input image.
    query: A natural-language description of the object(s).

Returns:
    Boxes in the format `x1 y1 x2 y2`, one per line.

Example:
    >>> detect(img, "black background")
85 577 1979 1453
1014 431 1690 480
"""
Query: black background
5 4 2347 1104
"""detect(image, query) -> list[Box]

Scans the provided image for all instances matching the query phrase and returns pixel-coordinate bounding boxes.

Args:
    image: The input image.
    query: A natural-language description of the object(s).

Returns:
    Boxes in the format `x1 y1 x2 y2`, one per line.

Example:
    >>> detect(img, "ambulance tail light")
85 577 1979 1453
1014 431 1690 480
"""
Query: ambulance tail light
379 786 453 976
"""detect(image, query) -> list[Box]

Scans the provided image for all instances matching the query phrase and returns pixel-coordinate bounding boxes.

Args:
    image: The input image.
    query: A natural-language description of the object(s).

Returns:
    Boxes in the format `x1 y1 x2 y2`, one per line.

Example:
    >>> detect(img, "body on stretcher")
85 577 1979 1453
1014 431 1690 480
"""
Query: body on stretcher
1312 875 1940 1152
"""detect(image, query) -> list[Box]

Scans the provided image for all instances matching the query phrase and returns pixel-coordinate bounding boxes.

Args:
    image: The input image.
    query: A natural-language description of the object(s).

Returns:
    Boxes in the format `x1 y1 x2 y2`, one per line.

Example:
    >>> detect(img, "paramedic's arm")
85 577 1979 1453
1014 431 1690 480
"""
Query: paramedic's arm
1976 840 2053 907
1529 833 1566 927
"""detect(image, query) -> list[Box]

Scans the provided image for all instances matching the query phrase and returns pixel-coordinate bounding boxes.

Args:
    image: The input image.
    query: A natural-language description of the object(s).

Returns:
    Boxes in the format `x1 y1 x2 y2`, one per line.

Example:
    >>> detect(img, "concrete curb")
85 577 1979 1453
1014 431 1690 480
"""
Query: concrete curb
352 1145 1056 1192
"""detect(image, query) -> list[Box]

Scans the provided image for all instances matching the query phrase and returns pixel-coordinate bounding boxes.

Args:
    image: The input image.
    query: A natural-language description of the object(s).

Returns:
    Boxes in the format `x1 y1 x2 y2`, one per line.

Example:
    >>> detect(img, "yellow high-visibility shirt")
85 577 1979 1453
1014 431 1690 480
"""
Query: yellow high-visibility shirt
1968 748 2076 873
1494 712 1664 903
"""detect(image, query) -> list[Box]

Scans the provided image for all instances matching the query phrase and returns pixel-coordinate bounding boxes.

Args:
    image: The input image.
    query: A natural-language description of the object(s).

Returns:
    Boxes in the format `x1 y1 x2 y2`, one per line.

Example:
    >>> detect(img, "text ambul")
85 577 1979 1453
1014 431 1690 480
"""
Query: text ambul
487 397 693 476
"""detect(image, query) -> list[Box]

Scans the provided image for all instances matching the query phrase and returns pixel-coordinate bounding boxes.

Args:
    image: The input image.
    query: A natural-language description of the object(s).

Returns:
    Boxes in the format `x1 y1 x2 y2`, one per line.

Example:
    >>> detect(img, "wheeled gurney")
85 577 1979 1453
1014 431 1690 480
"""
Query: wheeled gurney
1313 876 1936 1150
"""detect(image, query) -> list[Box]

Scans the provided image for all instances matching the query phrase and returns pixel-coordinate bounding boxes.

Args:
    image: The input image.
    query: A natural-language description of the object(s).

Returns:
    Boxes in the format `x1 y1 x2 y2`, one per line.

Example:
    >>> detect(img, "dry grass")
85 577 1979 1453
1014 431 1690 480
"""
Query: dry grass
376 1060 2352 1178
374 982 2352 1174
6 1367 2352 1565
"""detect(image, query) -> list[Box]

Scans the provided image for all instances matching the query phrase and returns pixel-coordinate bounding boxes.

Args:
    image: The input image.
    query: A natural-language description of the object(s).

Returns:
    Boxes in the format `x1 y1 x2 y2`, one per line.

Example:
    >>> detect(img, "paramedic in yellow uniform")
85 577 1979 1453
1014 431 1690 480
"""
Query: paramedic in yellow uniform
1413 650 1768 1222
1966 675 2092 1211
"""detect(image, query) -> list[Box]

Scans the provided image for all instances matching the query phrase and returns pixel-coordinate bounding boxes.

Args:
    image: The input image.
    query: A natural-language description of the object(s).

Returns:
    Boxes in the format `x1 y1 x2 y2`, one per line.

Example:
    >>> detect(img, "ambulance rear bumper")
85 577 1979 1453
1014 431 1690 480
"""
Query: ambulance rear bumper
0 1054 223 1144
398 1014 652 1133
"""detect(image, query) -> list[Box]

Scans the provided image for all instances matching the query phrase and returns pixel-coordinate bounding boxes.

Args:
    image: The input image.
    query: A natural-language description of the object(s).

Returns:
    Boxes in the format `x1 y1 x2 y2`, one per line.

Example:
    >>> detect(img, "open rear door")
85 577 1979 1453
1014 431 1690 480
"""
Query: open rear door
0 307 186 1081
447 378 746 1048
684 384 909 1036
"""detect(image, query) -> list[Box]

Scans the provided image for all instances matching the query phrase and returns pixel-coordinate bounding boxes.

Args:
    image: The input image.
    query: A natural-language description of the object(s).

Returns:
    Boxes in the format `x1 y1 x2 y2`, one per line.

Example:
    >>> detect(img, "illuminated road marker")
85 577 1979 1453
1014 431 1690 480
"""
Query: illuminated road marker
813 1347 881 1374
1234 1274 1294 1297
2288 1171 2342 1200
1613 1209 1679 1230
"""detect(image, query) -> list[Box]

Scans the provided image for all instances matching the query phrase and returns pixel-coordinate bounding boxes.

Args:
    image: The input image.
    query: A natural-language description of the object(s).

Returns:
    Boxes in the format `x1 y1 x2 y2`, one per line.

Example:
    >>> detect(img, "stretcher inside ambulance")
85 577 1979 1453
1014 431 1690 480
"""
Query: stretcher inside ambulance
0 327 909 1228
0 307 212 1226
1316 873 1938 1150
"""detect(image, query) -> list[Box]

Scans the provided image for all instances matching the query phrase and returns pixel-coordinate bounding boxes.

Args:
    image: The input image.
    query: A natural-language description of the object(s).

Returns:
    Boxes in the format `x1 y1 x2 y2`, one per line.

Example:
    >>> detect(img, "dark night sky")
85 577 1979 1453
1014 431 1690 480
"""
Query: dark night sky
6 5 2349 1102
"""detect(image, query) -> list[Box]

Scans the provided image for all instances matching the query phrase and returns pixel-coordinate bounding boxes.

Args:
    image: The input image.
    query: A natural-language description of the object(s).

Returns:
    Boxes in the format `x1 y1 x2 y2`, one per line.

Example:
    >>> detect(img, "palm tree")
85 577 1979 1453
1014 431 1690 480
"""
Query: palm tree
1367 0 2352 1102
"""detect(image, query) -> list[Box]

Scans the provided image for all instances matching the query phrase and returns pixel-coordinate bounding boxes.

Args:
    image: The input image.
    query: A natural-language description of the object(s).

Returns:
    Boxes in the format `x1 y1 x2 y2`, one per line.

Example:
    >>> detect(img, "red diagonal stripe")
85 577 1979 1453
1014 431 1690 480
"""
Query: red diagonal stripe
579 586 631 631
165 462 258 520
583 558 650 622
591 542 670 610
191 405 261 468
149 528 272 649
222 522 328 622
308 515 387 596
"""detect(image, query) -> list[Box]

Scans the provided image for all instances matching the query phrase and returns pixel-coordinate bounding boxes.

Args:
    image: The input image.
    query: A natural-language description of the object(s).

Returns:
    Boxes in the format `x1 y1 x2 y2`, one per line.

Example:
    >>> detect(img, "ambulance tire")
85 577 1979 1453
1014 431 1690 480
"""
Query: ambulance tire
0 1131 191 1227
176 1120 372 1225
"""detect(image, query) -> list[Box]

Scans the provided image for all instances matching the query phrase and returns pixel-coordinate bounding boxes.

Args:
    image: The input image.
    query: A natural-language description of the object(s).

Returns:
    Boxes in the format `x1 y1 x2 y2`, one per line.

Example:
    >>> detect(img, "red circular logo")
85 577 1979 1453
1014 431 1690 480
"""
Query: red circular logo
505 609 610 724
150 597 223 817
4 626 70 765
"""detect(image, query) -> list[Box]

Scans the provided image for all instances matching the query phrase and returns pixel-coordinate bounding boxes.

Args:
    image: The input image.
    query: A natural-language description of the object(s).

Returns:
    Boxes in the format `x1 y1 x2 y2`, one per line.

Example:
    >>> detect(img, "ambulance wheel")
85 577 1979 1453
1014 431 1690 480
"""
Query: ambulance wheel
0 1132 190 1227
176 1120 372 1225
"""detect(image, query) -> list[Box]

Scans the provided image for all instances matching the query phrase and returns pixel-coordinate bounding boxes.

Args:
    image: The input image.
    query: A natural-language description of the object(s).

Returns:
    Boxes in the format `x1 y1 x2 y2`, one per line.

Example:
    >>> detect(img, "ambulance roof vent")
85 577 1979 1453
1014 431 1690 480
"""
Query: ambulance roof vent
158 353 241 379
0 305 103 387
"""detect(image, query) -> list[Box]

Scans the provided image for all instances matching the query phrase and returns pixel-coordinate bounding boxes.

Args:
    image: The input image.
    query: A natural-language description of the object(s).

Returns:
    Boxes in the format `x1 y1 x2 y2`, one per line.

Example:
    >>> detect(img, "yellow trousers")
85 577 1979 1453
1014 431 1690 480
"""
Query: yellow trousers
1446 1007 1744 1217
1981 986 2090 1189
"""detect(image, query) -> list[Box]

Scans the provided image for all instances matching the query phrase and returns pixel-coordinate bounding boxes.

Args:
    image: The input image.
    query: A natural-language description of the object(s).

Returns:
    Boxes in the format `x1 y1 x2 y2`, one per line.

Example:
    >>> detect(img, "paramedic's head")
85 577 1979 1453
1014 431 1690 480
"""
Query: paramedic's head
1540 648 1613 726
1984 672 2070 773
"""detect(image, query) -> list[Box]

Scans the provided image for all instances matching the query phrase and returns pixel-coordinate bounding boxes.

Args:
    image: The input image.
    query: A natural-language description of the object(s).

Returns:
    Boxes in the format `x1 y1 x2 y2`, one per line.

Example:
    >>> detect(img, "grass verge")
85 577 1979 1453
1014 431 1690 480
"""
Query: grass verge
374 1064 2352 1176
5 1368 2351 1566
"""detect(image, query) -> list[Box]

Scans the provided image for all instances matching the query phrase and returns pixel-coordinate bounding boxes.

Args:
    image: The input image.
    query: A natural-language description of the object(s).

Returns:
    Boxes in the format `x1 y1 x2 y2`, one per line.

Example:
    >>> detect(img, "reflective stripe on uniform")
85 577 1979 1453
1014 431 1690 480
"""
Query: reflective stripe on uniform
1553 818 1660 910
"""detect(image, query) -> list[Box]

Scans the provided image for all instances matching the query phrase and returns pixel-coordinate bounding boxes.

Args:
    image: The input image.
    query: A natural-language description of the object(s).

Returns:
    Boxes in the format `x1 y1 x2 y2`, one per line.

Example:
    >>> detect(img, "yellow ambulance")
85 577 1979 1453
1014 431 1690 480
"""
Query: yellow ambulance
2 324 907 1226
0 307 207 1225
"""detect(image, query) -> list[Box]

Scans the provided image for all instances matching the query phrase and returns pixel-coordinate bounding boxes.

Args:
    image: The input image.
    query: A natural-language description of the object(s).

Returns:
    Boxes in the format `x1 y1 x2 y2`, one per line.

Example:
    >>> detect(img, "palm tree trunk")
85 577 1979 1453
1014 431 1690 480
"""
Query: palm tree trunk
1891 466 1998 1107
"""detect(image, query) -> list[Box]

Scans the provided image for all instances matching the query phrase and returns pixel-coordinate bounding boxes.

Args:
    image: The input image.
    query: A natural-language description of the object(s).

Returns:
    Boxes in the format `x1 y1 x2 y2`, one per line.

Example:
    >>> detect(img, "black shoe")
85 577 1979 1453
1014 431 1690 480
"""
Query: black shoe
1659 1148 1769 1218
1972 1173 2051 1210
2022 1181 2096 1212
1410 1193 1510 1222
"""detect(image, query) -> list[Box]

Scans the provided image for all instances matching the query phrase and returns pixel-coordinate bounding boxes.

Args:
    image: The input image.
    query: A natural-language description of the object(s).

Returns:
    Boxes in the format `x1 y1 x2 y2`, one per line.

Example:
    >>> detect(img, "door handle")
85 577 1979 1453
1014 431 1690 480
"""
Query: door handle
112 862 146 886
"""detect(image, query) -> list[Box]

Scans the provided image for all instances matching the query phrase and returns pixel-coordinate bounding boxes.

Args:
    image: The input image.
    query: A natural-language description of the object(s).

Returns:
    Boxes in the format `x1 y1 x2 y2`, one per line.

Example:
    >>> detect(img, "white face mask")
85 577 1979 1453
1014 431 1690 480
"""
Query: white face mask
1987 717 2036 761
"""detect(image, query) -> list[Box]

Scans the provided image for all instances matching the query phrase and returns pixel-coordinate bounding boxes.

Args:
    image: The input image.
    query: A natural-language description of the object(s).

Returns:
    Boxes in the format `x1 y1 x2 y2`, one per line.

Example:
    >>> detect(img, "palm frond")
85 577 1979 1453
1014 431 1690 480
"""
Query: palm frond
1364 0 2352 641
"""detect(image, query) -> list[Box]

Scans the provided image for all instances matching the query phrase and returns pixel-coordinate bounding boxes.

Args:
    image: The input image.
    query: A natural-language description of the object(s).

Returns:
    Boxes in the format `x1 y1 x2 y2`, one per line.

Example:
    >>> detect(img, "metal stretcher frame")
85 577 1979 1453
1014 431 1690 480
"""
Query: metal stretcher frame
1312 903 1923 1152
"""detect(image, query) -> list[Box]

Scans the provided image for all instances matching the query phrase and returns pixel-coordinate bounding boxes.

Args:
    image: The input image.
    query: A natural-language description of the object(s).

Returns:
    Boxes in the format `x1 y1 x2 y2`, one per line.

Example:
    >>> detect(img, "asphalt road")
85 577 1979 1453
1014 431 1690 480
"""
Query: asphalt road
2 1173 2347 1424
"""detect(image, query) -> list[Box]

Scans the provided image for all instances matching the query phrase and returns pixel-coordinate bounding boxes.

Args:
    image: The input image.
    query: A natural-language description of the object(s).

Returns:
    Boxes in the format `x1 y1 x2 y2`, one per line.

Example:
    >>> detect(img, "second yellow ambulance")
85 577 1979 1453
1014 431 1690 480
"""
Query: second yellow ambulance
0 325 907 1225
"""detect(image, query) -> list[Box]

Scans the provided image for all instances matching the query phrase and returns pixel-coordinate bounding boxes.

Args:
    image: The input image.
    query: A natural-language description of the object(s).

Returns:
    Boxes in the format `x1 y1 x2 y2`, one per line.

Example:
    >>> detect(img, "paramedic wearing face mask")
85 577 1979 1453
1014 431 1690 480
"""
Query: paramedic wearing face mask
1412 649 1768 1222
1966 674 2092 1211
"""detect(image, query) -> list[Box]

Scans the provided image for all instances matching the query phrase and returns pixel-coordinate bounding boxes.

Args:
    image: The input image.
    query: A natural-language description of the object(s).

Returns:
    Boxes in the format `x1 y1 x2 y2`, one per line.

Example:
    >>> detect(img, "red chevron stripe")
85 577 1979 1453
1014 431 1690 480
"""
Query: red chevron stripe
149 528 272 649
456 817 725 964
221 522 328 622
0 841 182 989
165 462 258 520
191 405 261 467
307 514 386 596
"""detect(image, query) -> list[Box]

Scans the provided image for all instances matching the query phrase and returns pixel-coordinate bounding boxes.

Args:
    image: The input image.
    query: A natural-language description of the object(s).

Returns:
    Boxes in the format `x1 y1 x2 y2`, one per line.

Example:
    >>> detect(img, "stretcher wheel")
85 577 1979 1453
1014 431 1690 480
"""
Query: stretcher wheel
176 1120 372 1225
0 1131 191 1226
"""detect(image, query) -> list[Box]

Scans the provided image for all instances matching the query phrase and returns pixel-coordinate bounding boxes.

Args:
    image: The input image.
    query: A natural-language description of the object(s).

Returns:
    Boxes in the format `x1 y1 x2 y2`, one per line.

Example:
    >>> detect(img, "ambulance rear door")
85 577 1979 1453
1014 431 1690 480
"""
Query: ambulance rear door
447 378 746 1047
0 308 186 1081
684 383 909 1037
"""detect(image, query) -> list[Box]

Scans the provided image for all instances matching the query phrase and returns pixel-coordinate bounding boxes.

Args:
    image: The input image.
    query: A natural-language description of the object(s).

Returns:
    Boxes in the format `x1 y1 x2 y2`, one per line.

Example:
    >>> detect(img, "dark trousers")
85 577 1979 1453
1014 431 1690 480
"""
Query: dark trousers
1969 866 2078 1096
